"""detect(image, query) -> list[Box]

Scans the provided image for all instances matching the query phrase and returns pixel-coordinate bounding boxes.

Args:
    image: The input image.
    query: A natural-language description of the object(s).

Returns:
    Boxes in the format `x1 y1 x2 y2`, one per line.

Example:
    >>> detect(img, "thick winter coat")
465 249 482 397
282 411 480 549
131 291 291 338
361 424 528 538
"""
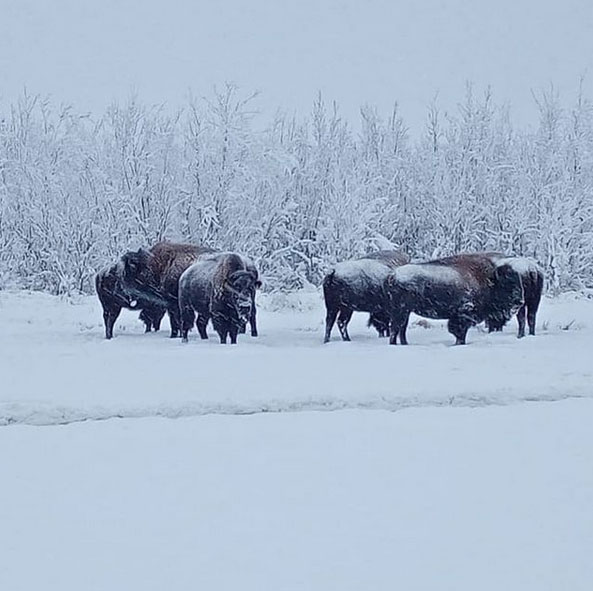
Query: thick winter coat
120 241 215 337
179 252 261 344
484 255 544 337
384 254 524 345
95 263 166 339
322 250 410 343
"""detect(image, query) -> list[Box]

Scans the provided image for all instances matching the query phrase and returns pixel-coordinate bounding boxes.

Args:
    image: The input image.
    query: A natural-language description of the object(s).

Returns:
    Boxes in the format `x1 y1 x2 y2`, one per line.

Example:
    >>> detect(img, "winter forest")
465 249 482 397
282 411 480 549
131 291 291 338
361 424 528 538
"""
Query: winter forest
1 83 592 295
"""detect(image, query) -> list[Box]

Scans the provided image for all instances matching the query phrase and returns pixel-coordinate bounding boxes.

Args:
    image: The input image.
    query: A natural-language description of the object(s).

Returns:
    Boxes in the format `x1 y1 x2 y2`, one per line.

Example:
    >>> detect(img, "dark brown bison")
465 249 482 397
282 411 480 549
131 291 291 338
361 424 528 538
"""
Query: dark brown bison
384 254 524 345
323 250 410 343
484 255 544 338
120 241 215 337
95 263 166 339
179 252 261 344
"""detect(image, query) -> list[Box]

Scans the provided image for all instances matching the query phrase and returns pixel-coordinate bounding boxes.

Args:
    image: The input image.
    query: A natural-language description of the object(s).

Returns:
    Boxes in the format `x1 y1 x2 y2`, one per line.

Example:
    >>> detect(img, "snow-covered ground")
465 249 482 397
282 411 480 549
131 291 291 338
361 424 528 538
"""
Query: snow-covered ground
2 290 593 590
1 289 592 425
1 400 592 590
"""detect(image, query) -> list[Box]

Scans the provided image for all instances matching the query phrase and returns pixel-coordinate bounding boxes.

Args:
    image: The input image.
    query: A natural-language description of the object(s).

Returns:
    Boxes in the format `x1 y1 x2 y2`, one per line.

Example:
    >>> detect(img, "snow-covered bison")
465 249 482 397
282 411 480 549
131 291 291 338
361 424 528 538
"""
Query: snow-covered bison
384 254 524 345
95 263 166 339
323 250 410 343
120 241 215 337
485 255 544 338
179 252 261 344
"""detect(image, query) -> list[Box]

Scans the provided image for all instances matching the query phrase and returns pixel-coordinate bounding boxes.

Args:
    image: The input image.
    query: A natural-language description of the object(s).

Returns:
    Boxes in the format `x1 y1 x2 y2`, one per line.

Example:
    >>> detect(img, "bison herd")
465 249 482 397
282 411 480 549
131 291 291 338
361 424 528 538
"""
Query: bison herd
96 242 544 347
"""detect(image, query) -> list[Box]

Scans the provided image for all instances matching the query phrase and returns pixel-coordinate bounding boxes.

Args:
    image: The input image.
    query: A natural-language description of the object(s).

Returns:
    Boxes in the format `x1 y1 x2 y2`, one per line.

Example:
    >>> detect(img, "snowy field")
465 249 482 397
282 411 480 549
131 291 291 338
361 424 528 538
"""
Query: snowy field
1 401 592 590
1 289 592 425
2 289 593 590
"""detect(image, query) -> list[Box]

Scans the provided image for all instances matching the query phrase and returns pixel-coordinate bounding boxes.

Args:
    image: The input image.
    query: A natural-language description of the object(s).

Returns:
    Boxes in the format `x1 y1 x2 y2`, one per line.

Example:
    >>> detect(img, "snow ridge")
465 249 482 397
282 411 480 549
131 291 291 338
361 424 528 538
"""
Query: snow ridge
1 391 590 427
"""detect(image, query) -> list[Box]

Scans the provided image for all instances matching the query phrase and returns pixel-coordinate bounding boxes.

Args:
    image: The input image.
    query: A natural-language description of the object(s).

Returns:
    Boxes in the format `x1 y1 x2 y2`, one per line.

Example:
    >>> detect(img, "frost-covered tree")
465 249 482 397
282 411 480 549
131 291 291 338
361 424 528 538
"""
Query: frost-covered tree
0 85 592 294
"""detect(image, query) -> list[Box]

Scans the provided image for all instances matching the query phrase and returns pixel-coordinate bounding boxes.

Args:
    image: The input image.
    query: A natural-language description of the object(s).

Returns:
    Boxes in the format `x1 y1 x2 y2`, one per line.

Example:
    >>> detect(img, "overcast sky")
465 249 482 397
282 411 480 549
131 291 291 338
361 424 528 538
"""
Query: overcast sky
1 0 592 133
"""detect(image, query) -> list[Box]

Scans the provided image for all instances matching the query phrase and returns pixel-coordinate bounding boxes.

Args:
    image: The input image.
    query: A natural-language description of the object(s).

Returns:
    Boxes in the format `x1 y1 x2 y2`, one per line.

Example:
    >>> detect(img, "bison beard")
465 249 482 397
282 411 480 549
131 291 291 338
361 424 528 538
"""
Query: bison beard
179 253 260 345
385 254 524 346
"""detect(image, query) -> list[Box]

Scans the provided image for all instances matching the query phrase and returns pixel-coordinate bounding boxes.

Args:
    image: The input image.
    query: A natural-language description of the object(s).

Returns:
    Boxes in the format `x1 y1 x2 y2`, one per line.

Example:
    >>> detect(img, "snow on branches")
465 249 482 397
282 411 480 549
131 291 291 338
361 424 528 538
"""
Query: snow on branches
0 85 592 294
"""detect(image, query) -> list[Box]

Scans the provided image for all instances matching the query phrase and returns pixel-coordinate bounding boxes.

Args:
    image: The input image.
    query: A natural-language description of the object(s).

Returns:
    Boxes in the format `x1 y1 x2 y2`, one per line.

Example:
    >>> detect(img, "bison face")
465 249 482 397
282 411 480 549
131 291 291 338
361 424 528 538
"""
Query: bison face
121 248 151 282
227 271 256 324
489 264 524 324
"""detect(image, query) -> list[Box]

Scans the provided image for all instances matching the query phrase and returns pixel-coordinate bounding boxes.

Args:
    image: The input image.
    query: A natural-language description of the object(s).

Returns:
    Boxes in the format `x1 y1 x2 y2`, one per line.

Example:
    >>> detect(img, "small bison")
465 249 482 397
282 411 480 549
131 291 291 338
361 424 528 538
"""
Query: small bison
384 254 524 345
95 263 166 339
323 250 410 343
179 252 261 344
120 241 215 337
485 255 544 338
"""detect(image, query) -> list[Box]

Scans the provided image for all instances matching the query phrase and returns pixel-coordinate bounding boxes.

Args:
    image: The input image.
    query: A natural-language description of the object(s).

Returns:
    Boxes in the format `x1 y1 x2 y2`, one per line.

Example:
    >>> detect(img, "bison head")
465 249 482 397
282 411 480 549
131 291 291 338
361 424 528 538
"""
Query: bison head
121 248 152 281
119 248 165 305
487 263 524 327
226 270 257 325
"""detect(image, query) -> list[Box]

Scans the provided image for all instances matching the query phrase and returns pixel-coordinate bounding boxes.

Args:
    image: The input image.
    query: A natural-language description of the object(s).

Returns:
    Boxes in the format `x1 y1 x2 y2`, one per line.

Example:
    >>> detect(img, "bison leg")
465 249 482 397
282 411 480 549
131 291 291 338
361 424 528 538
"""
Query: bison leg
196 313 209 340
527 299 540 336
323 306 339 343
337 308 353 341
180 306 195 343
168 306 181 338
516 304 527 338
448 316 470 345
249 301 258 337
152 309 165 332
103 306 122 340
229 326 239 345
218 328 229 344
388 309 408 345
389 318 401 345
399 314 410 345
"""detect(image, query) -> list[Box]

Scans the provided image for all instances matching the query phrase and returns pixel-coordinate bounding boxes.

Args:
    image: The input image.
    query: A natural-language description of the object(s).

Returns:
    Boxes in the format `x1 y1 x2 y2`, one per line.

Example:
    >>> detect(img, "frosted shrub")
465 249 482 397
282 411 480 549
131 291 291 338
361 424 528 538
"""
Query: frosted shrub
0 85 592 294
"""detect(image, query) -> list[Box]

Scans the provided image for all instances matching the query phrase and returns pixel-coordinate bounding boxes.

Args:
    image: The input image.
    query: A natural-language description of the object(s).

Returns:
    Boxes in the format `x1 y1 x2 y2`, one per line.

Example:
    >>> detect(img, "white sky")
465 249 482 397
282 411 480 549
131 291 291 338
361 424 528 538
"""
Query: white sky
1 0 592 133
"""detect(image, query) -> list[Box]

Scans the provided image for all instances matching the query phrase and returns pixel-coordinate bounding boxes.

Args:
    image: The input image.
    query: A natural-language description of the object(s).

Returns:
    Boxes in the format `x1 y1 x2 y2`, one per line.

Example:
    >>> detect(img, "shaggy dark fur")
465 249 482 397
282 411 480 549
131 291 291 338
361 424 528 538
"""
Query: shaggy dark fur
120 241 215 337
95 264 166 339
323 250 410 343
138 307 166 333
384 254 524 345
484 255 544 338
179 253 260 344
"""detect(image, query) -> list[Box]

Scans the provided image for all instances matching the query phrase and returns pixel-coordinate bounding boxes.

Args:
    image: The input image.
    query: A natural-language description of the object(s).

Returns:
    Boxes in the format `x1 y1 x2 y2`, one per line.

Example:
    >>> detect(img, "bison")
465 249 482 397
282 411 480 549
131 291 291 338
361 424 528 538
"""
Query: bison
484 255 544 338
179 252 261 344
384 254 524 345
95 263 166 339
120 241 215 337
323 250 410 343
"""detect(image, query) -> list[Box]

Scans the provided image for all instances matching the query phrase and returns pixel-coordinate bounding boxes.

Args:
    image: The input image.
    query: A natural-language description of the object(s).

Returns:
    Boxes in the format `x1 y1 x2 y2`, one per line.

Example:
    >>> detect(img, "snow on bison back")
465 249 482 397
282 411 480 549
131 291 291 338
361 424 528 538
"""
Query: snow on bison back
323 250 410 343
385 254 524 345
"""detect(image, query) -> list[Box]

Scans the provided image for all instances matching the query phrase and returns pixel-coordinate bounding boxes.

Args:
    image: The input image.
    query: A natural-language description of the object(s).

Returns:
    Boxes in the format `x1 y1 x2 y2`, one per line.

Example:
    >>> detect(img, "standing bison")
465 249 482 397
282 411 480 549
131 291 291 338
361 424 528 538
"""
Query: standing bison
120 241 215 337
384 254 524 345
95 263 166 339
485 255 544 338
323 250 410 343
179 252 261 344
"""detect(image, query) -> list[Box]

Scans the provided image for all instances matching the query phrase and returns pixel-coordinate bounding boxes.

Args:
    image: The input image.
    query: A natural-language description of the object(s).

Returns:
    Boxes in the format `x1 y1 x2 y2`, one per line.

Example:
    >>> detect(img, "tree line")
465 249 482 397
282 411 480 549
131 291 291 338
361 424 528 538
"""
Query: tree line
1 84 592 294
